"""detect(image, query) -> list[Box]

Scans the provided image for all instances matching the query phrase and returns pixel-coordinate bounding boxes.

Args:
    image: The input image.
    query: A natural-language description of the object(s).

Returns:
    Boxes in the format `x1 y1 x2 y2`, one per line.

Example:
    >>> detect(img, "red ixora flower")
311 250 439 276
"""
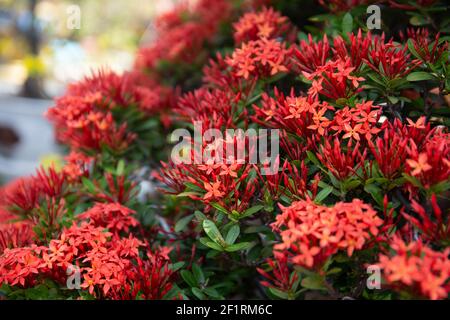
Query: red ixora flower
155 142 258 214
290 34 330 74
226 38 290 81
46 71 136 153
377 236 450 300
402 194 449 243
257 252 298 294
135 0 231 71
2 166 68 239
331 101 382 141
0 245 49 287
405 130 450 188
303 57 365 101
47 70 175 153
403 28 448 64
77 202 139 236
317 136 367 181
176 87 246 130
233 7 295 44
333 29 371 70
365 35 421 79
62 151 93 183
252 87 334 141
0 201 175 300
273 199 383 270
0 223 34 255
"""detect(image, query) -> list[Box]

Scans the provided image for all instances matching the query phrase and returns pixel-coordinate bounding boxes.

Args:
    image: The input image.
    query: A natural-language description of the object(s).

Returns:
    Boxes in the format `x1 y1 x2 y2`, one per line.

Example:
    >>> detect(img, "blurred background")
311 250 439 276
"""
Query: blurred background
0 0 176 183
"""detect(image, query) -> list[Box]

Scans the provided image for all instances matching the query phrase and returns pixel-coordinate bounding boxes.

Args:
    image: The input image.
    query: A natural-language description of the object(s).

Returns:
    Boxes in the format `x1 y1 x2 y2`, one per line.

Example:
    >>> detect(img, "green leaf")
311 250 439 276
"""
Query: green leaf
203 219 226 245
342 13 353 36
410 15 429 26
210 202 229 215
224 242 252 252
176 191 200 198
407 39 422 61
180 270 197 287
364 184 384 207
169 261 185 272
82 177 96 194
116 160 125 176
387 96 399 104
191 287 206 300
194 210 207 223
326 267 342 275
174 214 194 232
184 182 204 192
240 205 264 219
402 173 423 188
306 151 321 167
225 225 240 245
191 264 205 284
205 241 224 251
315 186 333 203
203 287 222 299
301 275 326 290
345 179 361 191
407 71 435 82
268 287 289 300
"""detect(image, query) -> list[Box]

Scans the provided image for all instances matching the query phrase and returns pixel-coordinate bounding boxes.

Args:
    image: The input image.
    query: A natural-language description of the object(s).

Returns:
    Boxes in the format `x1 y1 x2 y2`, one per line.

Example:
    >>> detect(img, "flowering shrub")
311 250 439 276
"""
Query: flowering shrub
1 0 449 300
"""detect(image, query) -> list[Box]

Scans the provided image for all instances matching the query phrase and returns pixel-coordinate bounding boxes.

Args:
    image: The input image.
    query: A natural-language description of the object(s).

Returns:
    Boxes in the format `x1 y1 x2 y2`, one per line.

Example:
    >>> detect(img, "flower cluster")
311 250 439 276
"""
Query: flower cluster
135 0 232 71
233 7 295 44
46 70 174 154
365 36 421 80
377 237 450 300
0 203 174 299
272 199 383 269
2 0 450 301
303 58 365 100
225 38 290 80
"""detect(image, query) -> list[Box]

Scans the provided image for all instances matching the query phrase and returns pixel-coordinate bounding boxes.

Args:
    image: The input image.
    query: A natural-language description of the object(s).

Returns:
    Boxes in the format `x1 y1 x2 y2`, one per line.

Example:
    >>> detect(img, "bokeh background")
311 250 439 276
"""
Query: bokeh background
0 0 176 183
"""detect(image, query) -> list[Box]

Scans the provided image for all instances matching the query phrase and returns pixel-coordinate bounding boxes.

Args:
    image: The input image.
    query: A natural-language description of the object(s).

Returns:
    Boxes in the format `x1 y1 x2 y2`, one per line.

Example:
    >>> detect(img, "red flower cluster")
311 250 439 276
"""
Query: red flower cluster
317 136 366 181
404 28 448 64
333 30 371 70
402 194 449 244
2 166 68 240
0 187 35 254
176 88 245 130
135 0 232 70
252 88 331 140
377 237 450 300
156 158 257 214
273 199 383 269
0 202 174 299
366 36 421 80
303 58 365 100
233 7 295 44
226 38 290 80
406 131 450 188
77 203 139 236
0 245 49 287
331 101 382 141
47 70 174 153
257 252 298 293
62 151 93 183
291 34 330 74
368 117 437 180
